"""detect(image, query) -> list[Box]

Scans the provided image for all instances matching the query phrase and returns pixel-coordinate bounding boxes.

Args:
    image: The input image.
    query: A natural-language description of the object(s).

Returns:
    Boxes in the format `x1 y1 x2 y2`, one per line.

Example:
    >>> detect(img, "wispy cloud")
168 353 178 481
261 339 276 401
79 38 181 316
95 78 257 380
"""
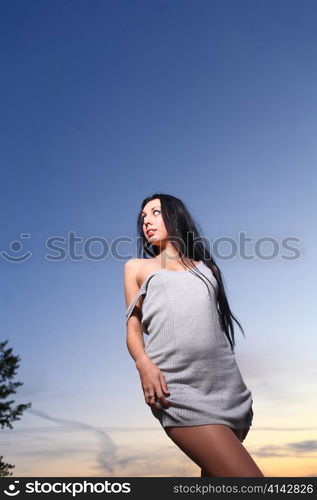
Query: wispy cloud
255 440 317 458
255 445 287 457
3 415 195 476
286 440 317 452
28 408 118 474
24 409 167 475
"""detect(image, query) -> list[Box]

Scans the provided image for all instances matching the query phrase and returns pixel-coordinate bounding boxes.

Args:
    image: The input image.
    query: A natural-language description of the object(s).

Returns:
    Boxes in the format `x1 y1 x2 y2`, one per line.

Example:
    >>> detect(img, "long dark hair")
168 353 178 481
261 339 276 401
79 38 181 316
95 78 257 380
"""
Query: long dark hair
136 193 245 353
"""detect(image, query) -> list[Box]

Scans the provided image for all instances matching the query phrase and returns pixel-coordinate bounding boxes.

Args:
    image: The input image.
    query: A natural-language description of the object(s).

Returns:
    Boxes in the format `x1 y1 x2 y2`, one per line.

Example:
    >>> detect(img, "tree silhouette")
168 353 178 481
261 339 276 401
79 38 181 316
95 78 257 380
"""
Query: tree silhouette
0 339 32 477
0 455 15 477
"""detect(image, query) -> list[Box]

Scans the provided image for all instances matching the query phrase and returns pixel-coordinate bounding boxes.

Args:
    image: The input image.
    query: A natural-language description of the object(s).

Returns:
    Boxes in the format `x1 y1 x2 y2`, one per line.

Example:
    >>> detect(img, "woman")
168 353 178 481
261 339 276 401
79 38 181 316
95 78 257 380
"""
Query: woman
124 193 264 477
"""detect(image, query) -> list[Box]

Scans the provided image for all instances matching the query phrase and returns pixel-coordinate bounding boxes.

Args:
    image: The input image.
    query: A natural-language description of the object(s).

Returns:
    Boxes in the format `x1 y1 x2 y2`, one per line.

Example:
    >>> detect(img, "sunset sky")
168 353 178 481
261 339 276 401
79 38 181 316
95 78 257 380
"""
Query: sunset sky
1 0 316 477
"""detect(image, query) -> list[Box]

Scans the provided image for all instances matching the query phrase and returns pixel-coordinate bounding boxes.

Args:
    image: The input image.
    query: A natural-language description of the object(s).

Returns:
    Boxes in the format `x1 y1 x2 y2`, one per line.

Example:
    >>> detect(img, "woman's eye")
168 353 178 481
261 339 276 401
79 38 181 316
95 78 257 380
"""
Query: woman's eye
142 209 160 220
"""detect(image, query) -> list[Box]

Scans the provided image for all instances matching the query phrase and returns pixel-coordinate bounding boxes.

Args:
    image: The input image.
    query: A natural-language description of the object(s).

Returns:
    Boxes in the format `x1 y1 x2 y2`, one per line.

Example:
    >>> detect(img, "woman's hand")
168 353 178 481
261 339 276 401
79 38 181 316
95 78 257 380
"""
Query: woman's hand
135 355 170 410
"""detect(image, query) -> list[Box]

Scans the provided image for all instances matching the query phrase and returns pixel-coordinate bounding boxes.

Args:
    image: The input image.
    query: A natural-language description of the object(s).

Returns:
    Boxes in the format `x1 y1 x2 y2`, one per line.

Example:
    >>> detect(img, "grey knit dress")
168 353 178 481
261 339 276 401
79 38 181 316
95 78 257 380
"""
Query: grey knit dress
126 260 253 430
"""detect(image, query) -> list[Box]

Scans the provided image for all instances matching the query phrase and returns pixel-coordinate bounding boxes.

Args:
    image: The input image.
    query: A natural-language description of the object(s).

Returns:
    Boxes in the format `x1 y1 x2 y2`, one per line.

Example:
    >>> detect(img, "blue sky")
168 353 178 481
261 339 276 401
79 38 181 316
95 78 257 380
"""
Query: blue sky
1 0 317 476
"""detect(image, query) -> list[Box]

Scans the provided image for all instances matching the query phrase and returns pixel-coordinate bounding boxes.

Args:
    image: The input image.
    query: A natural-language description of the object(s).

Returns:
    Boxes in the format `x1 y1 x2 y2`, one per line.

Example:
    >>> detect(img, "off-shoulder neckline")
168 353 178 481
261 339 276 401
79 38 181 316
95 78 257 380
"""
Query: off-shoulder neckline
138 259 204 283
126 261 205 313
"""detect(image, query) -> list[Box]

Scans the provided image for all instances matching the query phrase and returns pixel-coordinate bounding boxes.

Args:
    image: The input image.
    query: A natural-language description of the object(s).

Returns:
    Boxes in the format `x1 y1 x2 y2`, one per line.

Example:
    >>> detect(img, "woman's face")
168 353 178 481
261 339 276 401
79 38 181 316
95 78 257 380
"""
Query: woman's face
141 199 168 244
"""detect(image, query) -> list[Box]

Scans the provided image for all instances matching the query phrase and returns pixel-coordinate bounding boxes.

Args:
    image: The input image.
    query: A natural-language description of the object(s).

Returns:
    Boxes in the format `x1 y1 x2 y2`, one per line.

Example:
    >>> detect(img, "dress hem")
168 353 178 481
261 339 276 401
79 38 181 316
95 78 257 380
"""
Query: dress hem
158 418 253 430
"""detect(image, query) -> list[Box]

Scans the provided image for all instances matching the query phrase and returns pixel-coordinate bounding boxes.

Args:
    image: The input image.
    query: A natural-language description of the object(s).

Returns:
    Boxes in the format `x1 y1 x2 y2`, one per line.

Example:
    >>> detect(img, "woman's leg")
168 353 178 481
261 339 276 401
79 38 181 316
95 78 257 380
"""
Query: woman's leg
200 427 249 476
164 424 264 477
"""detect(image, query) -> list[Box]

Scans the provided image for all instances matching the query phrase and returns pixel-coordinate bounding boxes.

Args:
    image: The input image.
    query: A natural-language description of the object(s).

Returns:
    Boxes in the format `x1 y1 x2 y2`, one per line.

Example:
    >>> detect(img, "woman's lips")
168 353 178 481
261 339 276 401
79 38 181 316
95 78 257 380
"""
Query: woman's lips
147 229 156 236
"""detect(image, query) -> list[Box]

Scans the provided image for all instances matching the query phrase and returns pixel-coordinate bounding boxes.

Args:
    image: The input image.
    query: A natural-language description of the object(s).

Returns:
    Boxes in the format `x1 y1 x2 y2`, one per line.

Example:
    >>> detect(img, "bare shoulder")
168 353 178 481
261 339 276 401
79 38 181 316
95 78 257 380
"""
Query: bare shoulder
124 259 146 281
124 258 142 287
124 259 159 302
123 259 148 310
124 258 141 275
124 258 157 284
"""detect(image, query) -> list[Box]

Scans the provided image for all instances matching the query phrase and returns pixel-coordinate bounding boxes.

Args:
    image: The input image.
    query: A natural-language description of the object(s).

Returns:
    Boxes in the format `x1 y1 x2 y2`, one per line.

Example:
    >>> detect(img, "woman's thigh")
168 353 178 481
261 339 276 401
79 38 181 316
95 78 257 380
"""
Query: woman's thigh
164 424 264 477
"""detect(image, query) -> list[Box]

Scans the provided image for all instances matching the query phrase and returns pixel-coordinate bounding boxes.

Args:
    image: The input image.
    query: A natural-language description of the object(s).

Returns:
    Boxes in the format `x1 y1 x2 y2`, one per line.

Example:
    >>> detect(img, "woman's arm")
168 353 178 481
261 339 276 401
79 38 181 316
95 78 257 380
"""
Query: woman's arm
124 259 170 409
124 259 150 367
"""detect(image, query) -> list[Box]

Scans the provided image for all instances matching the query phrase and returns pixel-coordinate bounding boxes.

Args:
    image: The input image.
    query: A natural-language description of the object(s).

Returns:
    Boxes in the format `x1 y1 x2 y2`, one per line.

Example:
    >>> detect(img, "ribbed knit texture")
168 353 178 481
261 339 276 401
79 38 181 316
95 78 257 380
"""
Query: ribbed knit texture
126 261 253 429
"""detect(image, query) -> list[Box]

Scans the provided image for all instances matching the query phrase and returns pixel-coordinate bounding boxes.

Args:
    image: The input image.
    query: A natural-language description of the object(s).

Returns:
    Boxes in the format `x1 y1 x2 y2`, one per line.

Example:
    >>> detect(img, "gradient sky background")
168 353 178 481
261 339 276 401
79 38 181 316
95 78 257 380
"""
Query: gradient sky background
1 0 316 477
